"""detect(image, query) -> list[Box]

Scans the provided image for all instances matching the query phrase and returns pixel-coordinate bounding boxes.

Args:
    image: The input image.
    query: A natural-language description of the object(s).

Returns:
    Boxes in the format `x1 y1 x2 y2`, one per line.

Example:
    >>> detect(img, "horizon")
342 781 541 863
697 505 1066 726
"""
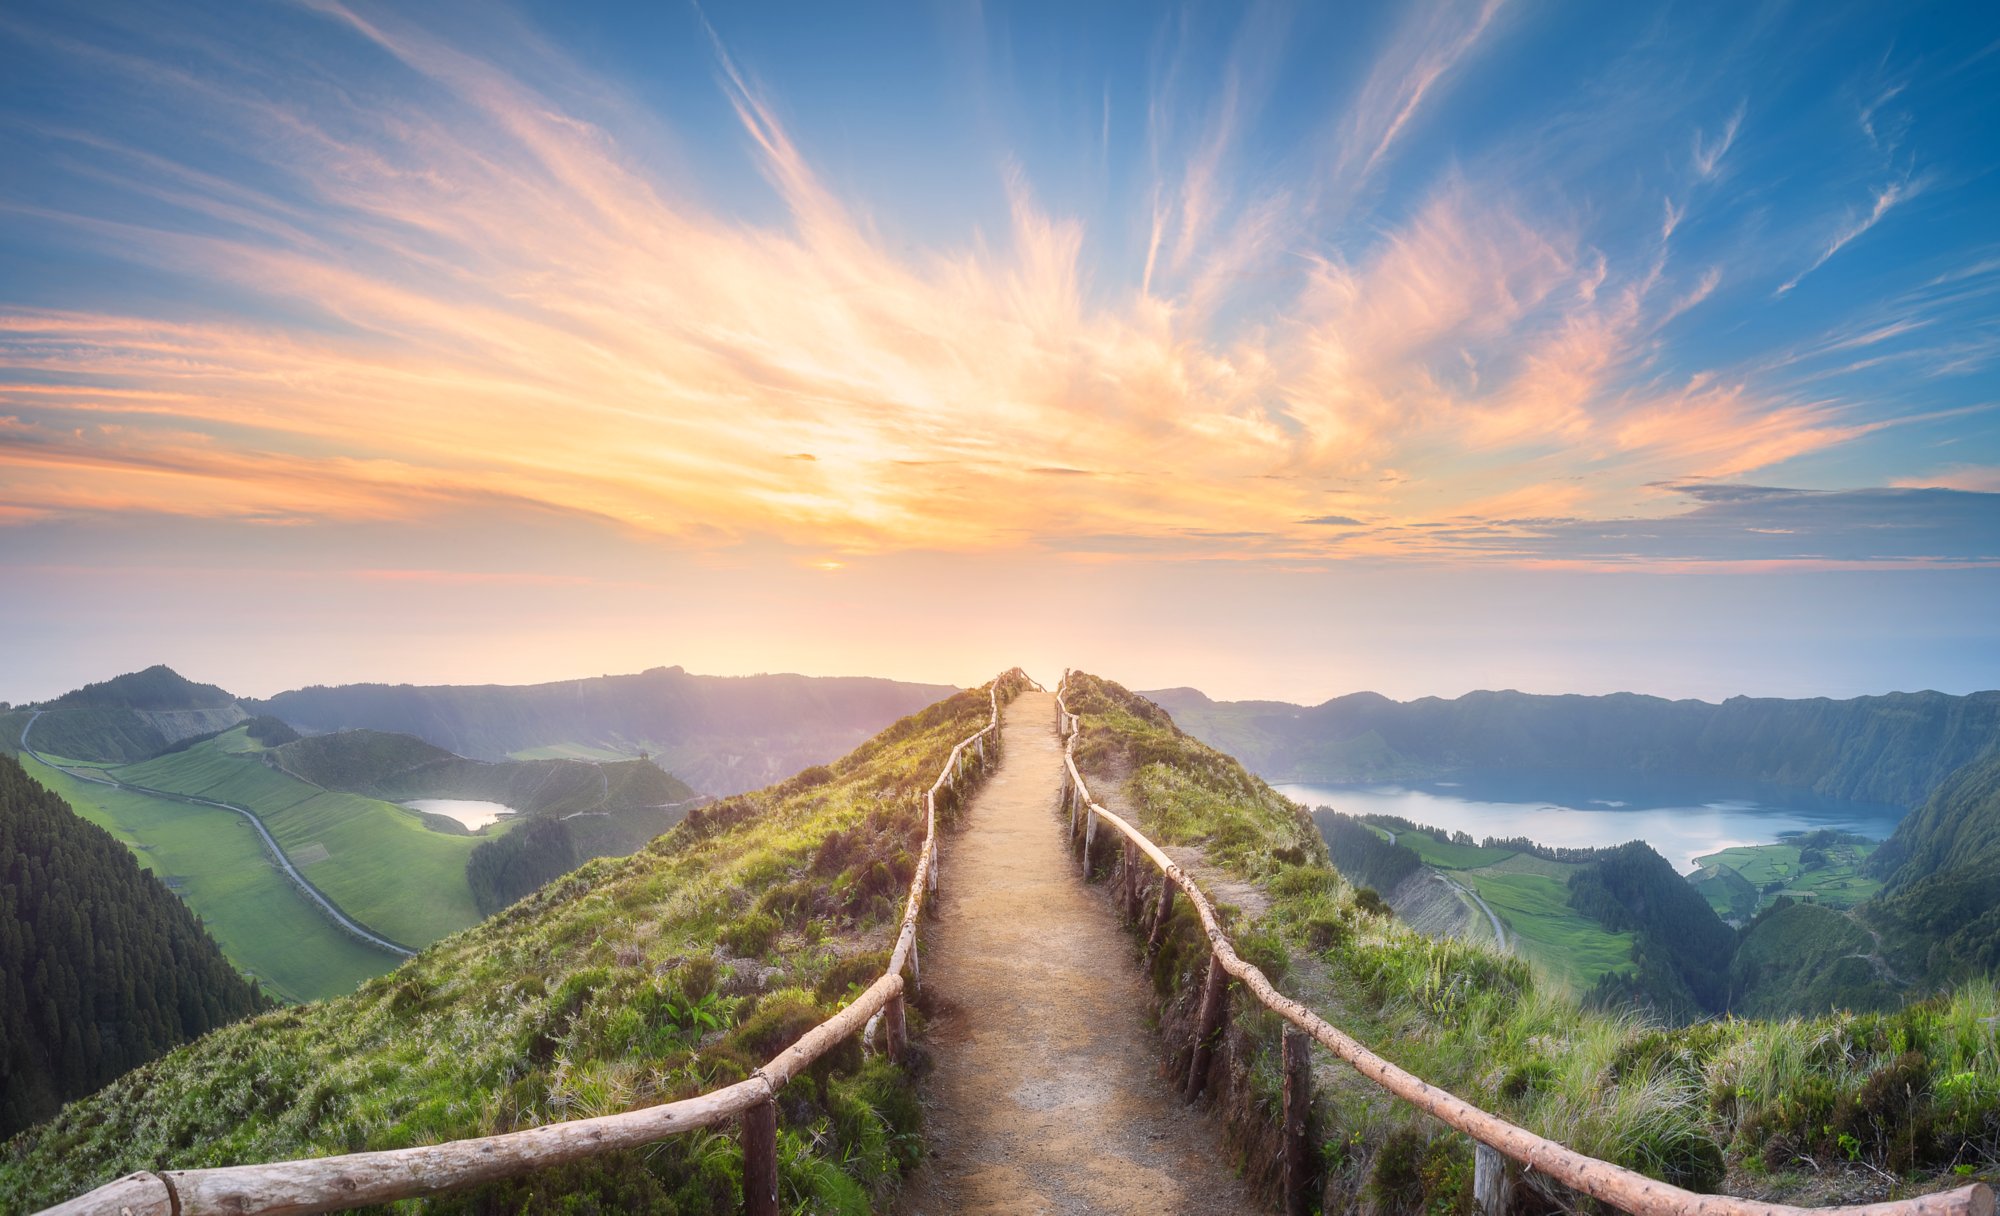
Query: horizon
6 2 2000 707
12 652 2000 714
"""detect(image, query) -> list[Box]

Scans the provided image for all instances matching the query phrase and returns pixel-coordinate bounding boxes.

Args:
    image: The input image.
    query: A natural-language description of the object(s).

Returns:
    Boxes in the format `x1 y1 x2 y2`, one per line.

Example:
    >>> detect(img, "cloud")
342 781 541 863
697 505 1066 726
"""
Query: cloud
1453 484 2000 567
0 2 1954 570
1776 174 1930 297
1692 102 1744 180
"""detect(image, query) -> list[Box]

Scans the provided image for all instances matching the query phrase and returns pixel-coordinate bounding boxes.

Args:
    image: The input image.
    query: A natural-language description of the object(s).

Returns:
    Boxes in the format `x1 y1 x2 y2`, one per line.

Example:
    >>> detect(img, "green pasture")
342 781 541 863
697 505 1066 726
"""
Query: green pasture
1695 838 1880 912
1455 869 1637 992
112 729 503 948
19 755 393 1004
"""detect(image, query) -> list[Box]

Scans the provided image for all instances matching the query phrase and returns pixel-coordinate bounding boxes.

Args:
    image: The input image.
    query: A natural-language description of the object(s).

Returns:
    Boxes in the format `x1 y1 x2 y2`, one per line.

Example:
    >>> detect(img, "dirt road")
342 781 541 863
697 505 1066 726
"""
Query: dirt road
895 690 1261 1216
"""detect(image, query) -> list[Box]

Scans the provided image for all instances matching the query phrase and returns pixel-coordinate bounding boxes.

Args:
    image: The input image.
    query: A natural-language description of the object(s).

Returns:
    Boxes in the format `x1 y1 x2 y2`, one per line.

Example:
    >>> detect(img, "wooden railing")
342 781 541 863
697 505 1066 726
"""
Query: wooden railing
1051 672 1995 1216
38 677 1013 1216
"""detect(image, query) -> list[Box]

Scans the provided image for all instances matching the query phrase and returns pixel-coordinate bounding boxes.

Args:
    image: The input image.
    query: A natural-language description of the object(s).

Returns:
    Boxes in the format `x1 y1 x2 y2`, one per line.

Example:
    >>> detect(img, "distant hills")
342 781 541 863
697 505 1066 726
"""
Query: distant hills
1148 685 2000 807
256 665 960 795
1233 680 2000 1018
6 663 961 798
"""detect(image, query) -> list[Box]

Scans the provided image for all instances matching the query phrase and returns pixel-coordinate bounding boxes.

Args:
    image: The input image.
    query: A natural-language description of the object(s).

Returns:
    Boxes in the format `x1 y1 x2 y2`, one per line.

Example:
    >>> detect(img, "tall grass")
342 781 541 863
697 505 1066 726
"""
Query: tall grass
1068 670 2000 1209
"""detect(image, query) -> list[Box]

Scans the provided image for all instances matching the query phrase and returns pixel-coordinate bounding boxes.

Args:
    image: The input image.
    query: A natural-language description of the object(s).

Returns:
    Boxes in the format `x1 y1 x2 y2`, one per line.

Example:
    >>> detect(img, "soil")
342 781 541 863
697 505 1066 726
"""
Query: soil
894 690 1262 1216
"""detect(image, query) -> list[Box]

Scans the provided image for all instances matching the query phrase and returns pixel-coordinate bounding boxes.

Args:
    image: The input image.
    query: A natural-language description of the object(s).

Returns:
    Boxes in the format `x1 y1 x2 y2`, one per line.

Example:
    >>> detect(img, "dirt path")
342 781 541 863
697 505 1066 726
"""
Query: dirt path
895 691 1262 1216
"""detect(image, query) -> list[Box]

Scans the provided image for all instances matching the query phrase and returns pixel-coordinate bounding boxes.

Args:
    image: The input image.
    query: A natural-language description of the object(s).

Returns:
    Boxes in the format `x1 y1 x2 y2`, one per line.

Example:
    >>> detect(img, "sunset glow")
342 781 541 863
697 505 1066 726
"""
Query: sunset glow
4 1 1998 702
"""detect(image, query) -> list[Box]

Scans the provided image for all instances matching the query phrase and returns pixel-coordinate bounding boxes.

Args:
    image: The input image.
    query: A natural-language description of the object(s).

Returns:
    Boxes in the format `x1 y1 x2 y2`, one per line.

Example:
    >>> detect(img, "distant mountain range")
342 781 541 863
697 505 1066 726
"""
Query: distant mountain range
1154 681 2000 1013
1146 685 2000 808
6 663 961 796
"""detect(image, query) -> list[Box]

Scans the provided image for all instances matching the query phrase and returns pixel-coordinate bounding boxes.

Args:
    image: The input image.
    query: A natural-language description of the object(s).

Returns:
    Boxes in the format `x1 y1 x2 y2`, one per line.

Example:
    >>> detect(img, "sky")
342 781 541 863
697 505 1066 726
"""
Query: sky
3 0 1999 706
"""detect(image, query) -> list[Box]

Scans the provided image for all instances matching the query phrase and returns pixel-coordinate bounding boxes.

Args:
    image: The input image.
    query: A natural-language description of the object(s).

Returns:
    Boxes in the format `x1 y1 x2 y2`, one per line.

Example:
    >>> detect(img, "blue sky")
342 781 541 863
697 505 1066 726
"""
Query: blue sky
1 0 1997 704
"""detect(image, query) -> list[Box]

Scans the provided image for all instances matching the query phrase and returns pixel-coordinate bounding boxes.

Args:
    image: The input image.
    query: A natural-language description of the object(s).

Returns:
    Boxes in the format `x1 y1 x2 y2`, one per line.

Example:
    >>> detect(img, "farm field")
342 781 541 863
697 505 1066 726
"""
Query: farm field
1694 836 1881 915
19 755 393 1003
109 730 501 947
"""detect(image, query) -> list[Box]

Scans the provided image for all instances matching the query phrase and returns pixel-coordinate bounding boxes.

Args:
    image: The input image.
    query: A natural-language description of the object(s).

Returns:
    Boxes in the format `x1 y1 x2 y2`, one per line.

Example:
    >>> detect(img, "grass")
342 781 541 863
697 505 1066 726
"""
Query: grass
110 730 497 947
1359 817 1636 991
0 675 1026 1215
1066 671 2000 1212
1698 837 1883 912
17 755 393 1004
1456 870 1637 991
1391 827 1517 870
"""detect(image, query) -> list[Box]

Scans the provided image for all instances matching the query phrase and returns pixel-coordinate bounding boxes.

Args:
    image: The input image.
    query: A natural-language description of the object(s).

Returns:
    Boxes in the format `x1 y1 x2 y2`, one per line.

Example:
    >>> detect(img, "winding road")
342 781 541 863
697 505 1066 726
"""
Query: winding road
18 710 414 957
1443 875 1509 952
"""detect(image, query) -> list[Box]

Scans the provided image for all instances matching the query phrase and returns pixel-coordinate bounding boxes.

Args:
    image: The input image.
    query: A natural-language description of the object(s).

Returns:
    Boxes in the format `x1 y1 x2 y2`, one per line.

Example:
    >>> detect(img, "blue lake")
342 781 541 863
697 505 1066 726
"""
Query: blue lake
1275 771 1907 873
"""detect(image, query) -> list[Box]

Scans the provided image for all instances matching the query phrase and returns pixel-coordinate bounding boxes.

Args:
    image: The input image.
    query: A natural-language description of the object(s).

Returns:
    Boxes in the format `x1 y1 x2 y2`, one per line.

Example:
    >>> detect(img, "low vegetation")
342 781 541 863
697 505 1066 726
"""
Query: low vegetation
1068 672 2000 1212
0 674 1025 1215
18 753 394 1003
0 754 267 1139
113 730 492 947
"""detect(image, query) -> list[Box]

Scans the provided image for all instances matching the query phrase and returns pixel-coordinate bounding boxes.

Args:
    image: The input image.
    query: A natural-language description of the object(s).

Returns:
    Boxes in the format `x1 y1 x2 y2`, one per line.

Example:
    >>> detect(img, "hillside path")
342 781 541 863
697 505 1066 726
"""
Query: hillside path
895 690 1261 1216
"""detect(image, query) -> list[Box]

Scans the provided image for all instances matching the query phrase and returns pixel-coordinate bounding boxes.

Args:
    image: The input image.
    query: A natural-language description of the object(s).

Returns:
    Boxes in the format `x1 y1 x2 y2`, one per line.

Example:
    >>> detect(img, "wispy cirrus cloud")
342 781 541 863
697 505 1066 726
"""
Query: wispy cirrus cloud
0 0 1982 573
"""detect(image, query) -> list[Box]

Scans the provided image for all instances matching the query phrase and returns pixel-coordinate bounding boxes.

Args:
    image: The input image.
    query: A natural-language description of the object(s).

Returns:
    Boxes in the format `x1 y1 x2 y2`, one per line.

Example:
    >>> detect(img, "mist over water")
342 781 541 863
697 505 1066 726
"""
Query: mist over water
1277 772 1908 873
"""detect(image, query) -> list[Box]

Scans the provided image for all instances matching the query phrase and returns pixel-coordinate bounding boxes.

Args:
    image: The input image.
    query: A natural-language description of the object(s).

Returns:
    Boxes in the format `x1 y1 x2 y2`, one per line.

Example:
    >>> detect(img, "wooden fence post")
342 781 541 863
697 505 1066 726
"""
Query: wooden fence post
1283 1028 1313 1216
885 992 909 1064
1474 1142 1513 1216
1185 952 1229 1100
1082 808 1097 876
1122 841 1141 922
1147 880 1177 956
742 1099 778 1216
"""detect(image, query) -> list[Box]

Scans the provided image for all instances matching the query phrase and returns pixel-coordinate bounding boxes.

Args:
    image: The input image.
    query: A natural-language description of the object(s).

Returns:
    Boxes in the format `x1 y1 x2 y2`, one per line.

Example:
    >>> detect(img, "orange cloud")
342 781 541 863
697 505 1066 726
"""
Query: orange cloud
0 6 1890 566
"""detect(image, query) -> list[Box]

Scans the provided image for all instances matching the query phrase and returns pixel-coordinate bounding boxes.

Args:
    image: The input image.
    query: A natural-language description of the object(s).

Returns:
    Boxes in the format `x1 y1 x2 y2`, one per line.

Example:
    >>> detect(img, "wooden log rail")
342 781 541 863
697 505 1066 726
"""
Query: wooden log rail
39 678 1013 1216
1051 672 1995 1216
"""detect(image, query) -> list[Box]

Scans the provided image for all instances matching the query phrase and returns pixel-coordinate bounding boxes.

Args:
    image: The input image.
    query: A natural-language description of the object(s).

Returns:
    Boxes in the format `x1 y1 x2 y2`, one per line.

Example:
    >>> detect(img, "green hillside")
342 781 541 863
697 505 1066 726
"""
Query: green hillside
18 755 394 1004
0 677 1017 1215
1071 673 2000 1210
112 731 493 947
1149 684 2000 807
1866 753 2000 985
1 754 268 1139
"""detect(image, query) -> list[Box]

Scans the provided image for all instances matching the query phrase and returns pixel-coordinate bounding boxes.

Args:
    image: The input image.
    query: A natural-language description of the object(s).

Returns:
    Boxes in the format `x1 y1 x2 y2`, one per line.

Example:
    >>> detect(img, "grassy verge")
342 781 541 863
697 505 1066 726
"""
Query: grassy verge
17 755 392 1004
1067 671 2000 1213
1 673 1027 1216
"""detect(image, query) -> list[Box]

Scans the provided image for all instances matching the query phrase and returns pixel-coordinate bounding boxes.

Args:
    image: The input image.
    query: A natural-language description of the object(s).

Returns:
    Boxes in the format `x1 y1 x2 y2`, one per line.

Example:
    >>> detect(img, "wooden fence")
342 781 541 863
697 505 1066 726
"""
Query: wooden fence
1051 672 1995 1216
37 679 1011 1216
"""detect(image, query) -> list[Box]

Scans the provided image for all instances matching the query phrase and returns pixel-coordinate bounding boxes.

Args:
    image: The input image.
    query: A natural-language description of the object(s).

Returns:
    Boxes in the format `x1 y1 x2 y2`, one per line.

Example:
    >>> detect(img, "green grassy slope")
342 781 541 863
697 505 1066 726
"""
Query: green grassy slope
1070 672 2000 1211
1696 834 1881 914
17 756 391 1003
112 731 493 947
1348 821 1641 993
0 676 1020 1216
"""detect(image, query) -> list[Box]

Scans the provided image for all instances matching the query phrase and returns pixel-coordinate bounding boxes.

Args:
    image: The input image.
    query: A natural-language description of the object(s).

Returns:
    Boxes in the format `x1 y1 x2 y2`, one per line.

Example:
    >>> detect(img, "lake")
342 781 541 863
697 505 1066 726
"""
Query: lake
402 798 516 831
1275 771 1907 872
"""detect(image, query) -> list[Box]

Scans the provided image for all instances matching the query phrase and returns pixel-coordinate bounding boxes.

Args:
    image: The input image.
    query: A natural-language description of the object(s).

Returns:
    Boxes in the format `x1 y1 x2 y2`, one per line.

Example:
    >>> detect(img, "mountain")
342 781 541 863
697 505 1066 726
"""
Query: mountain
0 753 267 1138
1863 753 2000 985
1148 685 2000 807
3 665 248 764
257 666 960 795
0 677 1023 1214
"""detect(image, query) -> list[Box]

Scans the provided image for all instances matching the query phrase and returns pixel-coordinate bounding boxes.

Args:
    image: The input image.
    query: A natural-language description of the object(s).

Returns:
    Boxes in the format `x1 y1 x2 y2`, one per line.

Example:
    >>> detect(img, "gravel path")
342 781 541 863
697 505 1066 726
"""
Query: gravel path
895 690 1262 1216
